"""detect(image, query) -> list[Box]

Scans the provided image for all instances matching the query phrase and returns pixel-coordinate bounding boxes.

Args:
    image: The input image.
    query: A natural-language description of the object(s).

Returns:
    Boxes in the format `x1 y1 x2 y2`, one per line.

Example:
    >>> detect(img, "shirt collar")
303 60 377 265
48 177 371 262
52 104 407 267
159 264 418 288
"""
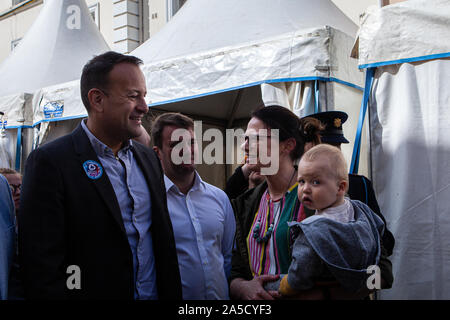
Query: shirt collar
164 171 204 194
81 119 132 157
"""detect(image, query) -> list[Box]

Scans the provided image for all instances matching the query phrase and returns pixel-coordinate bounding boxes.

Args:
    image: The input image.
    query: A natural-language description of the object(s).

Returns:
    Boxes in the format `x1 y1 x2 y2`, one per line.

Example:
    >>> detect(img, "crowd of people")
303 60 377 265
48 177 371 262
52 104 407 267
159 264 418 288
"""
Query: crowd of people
0 51 394 300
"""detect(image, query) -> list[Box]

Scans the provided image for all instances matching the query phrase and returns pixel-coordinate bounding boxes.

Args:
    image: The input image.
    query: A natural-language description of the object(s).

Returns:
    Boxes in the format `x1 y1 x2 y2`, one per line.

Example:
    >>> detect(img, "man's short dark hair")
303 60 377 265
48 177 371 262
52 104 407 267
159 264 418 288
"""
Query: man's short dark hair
80 51 143 112
151 113 194 149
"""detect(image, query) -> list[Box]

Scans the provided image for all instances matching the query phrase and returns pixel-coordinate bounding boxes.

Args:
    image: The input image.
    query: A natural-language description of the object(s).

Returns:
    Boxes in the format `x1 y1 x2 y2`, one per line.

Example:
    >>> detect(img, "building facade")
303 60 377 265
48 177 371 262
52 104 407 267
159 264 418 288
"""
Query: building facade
0 0 188 64
1 0 403 66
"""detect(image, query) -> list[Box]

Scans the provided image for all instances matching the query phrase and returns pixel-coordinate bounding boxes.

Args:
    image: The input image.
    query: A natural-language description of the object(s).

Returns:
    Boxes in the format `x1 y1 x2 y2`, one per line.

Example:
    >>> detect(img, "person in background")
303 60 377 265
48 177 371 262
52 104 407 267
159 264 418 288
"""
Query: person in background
19 51 181 299
152 112 235 299
0 168 21 218
133 124 151 147
225 163 265 199
0 174 15 300
0 168 24 299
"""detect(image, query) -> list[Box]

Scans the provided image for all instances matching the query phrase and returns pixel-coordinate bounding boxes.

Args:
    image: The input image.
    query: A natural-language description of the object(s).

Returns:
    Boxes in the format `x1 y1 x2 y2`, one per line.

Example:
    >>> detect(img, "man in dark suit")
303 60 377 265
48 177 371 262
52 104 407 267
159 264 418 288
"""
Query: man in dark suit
19 51 182 299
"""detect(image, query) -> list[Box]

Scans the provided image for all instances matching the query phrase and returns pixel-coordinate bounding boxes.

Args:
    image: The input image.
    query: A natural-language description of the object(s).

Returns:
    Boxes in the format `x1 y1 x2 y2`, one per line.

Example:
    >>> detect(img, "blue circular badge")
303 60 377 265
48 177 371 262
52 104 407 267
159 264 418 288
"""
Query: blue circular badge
83 160 103 180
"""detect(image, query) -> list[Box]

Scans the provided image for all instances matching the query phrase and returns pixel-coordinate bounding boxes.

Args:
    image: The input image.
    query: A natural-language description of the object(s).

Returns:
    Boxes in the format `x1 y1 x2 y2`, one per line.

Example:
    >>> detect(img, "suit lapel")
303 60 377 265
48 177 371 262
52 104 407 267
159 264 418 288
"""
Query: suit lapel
72 125 127 235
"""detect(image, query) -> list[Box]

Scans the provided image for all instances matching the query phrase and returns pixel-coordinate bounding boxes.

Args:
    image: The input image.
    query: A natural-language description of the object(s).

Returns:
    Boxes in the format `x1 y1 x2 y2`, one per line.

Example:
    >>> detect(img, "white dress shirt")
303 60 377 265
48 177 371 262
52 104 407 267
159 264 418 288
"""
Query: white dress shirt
164 172 235 300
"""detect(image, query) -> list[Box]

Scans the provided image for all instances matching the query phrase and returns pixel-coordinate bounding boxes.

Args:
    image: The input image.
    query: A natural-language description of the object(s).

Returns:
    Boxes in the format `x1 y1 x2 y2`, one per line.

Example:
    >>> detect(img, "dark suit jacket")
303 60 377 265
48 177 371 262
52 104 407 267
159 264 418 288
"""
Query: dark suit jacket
19 125 182 300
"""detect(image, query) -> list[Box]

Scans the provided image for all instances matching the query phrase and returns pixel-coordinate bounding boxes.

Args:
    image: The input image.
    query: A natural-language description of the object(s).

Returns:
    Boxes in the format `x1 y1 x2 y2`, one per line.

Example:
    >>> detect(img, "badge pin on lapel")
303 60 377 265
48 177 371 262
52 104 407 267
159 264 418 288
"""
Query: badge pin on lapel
83 160 103 180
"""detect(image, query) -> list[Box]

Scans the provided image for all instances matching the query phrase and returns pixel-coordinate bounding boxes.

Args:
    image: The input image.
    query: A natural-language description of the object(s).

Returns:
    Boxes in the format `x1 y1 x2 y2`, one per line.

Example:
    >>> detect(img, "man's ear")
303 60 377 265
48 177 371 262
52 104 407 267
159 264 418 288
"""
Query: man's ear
87 88 105 113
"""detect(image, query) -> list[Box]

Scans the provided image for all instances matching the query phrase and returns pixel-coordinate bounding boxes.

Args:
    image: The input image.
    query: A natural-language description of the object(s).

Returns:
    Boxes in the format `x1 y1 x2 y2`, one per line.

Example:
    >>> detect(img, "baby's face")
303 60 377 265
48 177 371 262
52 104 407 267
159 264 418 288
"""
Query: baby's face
297 156 342 211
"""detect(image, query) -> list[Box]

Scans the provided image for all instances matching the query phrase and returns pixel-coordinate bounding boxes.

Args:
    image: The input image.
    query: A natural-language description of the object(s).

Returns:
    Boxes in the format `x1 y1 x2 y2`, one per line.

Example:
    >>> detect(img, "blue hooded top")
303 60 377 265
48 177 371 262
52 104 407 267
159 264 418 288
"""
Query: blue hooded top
264 200 385 293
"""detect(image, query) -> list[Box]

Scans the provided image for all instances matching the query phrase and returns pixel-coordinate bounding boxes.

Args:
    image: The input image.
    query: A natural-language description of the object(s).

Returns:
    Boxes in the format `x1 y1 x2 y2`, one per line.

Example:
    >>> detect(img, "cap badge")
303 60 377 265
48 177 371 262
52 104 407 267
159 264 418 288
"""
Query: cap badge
334 118 342 128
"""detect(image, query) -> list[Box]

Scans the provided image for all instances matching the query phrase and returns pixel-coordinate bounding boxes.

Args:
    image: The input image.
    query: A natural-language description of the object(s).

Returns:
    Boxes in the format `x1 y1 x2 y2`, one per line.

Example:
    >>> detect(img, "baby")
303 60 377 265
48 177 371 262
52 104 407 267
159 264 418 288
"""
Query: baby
264 144 385 295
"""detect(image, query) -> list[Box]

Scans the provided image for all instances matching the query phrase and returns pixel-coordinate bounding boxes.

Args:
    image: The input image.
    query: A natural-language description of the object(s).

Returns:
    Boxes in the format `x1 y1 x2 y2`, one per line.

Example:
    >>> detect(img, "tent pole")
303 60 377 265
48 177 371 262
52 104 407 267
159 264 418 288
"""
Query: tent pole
314 80 320 113
350 67 375 174
15 127 22 171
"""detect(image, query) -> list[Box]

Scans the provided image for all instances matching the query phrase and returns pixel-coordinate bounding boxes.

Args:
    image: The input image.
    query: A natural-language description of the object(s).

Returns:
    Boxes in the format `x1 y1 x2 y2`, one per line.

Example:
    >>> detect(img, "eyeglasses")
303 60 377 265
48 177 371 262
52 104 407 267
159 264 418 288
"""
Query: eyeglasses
9 183 21 194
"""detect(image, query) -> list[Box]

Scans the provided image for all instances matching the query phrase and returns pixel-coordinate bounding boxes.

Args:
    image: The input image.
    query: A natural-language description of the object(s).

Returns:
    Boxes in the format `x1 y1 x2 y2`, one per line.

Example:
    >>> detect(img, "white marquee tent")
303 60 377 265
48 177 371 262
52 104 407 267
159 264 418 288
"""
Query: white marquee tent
352 0 450 299
131 0 368 186
0 0 109 170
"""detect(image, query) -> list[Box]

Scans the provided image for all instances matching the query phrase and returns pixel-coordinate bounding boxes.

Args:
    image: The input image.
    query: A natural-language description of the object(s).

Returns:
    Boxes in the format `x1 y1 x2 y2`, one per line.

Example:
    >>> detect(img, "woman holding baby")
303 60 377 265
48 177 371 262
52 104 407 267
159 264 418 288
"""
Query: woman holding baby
229 105 393 300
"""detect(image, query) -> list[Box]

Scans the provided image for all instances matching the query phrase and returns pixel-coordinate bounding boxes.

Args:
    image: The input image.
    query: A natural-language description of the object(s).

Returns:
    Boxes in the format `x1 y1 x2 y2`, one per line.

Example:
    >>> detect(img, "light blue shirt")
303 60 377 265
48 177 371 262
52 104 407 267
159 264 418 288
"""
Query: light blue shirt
82 120 157 299
164 172 235 300
0 174 15 300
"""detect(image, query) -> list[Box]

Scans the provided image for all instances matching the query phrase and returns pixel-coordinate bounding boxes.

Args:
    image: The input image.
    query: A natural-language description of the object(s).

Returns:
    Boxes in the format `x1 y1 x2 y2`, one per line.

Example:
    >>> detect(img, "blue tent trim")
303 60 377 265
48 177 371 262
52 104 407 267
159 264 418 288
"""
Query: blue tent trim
4 115 87 129
358 52 450 69
31 114 87 128
148 76 364 108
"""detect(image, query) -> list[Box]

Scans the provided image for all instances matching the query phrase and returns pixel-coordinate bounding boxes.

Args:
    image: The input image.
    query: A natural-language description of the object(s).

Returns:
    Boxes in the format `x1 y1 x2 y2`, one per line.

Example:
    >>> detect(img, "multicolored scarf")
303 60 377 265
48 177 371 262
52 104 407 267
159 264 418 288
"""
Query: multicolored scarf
246 183 307 276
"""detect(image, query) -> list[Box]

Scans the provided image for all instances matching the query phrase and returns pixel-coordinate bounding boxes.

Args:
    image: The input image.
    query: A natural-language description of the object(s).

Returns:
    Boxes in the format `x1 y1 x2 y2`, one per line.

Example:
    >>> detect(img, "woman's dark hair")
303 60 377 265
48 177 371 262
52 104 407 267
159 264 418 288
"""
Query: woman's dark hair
251 105 324 160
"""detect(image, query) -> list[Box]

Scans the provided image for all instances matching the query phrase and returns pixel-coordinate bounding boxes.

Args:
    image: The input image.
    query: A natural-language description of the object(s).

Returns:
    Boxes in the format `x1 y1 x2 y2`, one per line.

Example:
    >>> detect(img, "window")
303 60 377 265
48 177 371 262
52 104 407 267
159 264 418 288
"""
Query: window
11 38 22 51
168 0 187 19
89 3 99 28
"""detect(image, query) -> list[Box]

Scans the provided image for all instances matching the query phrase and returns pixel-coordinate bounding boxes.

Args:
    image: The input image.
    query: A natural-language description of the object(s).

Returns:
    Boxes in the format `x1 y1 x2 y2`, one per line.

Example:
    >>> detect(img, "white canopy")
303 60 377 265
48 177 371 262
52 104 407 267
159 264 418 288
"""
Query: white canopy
131 0 368 187
0 0 109 169
0 0 109 127
0 0 109 98
354 0 450 299
352 0 450 68
132 0 364 110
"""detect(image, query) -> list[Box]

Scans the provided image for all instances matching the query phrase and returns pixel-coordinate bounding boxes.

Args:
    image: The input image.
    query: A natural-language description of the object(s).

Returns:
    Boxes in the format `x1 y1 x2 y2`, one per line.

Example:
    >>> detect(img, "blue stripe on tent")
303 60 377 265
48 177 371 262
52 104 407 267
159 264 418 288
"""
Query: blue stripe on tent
4 125 34 129
31 114 87 128
15 127 22 171
350 67 375 174
148 77 363 107
4 114 87 129
359 52 450 69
